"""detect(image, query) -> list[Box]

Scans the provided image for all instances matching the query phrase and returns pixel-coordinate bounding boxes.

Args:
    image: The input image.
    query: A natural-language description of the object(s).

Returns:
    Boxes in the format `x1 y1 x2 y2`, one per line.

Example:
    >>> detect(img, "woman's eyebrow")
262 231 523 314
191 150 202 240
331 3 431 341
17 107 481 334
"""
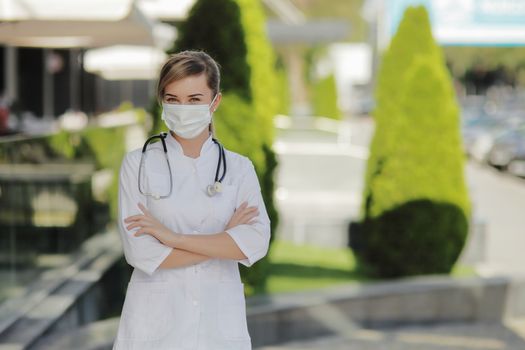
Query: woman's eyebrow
164 93 203 97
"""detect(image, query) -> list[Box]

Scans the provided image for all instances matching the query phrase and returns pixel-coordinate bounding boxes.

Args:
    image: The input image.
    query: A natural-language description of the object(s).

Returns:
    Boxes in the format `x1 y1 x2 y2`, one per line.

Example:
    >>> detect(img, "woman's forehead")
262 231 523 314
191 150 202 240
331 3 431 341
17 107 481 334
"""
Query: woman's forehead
164 74 211 96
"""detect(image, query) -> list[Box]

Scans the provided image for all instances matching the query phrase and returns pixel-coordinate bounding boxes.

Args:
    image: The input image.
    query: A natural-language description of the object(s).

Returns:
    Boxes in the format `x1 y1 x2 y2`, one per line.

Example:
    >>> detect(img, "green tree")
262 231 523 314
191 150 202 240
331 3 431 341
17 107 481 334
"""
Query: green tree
356 6 471 277
312 73 341 120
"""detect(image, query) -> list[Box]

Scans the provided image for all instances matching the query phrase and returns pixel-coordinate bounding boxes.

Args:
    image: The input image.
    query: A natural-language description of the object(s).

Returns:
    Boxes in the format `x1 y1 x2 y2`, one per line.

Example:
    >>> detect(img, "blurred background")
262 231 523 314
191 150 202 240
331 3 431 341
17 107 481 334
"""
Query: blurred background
1 0 525 349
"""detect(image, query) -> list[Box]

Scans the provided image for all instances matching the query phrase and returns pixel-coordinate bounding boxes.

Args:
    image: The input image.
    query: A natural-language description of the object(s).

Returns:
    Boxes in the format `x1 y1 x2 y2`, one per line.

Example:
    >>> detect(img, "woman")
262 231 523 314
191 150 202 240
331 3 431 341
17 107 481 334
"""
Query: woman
112 50 271 350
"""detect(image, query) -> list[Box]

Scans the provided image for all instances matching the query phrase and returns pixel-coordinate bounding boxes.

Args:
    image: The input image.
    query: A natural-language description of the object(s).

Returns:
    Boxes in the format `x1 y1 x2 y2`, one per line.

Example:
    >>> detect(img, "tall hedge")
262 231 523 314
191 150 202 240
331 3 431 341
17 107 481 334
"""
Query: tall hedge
312 73 341 120
161 0 280 294
356 6 471 277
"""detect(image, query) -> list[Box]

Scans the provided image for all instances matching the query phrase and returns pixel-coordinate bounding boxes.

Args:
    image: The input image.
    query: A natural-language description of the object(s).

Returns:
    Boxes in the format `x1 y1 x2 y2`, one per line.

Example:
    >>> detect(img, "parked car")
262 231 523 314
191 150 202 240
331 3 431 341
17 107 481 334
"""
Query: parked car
488 126 525 177
461 116 506 160
476 116 524 163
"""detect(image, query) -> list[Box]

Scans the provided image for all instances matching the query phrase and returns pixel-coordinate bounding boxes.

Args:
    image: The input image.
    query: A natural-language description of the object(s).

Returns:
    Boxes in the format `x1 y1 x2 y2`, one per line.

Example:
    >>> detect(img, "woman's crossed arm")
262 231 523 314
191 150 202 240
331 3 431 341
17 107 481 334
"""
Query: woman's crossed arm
125 202 258 268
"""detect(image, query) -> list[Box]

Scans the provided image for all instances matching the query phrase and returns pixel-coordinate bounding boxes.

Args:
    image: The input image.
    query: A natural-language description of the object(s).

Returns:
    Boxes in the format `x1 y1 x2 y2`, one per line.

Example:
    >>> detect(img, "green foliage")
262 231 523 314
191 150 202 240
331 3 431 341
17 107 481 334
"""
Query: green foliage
260 143 278 240
236 0 279 144
117 101 134 112
275 64 291 115
213 93 265 169
357 6 471 278
83 126 127 220
149 97 162 135
363 5 443 215
303 46 341 119
48 130 77 159
312 73 341 120
166 0 280 293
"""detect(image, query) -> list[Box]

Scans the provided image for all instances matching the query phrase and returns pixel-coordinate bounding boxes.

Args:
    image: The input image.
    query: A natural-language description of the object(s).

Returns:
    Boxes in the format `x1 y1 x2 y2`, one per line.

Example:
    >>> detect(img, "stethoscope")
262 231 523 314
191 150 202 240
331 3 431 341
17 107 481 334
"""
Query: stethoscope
138 132 227 200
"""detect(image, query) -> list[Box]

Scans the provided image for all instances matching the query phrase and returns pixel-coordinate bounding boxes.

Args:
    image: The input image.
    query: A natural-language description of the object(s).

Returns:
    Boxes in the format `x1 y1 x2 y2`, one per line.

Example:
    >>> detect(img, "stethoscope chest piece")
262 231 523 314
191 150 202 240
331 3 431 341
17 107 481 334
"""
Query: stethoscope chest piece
206 138 227 197
207 181 223 197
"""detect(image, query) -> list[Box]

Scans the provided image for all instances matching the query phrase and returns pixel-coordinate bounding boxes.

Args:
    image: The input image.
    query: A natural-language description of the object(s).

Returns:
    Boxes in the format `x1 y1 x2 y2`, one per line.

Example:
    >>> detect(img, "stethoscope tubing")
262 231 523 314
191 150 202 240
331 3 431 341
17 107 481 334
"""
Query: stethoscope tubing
138 132 226 199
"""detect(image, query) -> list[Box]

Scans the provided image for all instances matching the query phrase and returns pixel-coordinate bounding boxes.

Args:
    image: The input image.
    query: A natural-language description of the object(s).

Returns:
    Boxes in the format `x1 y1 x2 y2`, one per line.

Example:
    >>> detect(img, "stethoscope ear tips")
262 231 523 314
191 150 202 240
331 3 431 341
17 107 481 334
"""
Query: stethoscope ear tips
207 181 223 197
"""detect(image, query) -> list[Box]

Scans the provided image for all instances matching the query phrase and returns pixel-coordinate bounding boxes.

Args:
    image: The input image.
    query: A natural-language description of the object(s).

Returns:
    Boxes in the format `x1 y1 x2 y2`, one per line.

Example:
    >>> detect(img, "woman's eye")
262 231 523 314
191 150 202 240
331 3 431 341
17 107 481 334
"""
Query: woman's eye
189 98 200 103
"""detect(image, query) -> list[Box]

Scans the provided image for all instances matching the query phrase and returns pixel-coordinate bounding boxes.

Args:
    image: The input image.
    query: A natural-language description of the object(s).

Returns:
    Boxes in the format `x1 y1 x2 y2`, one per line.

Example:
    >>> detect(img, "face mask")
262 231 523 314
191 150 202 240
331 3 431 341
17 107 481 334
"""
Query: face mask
161 94 217 139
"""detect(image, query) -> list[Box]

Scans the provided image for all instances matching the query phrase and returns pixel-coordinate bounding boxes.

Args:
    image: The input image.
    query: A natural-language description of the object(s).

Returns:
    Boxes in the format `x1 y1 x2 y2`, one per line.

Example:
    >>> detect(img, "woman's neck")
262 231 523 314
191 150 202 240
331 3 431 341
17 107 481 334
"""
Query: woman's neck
171 130 210 159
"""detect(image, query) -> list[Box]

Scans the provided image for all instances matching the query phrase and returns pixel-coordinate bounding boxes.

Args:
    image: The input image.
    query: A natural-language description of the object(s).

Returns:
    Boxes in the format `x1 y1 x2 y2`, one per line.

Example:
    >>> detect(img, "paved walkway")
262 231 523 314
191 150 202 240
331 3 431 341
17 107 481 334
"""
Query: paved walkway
466 161 525 276
257 322 525 349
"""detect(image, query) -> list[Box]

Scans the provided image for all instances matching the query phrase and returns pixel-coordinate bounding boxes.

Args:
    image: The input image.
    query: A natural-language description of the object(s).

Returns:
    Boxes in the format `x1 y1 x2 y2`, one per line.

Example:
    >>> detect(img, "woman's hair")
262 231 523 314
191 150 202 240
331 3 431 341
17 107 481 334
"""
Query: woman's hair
156 50 221 103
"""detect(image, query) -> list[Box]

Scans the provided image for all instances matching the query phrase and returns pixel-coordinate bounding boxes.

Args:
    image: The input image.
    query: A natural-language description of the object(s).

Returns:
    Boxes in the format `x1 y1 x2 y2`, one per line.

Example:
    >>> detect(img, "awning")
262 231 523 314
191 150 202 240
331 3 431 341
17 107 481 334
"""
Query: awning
0 0 174 48
84 45 168 80
137 0 195 21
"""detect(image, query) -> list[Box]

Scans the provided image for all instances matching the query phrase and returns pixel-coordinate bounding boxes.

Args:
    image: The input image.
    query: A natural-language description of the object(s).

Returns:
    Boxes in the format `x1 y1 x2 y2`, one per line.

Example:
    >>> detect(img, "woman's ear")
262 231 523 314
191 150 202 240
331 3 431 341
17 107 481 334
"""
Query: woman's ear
212 92 222 112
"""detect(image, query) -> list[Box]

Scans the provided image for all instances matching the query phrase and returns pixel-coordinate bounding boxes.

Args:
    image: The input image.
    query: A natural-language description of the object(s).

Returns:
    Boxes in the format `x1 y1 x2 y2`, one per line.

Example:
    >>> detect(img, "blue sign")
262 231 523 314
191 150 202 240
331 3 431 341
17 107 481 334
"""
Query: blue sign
387 0 525 46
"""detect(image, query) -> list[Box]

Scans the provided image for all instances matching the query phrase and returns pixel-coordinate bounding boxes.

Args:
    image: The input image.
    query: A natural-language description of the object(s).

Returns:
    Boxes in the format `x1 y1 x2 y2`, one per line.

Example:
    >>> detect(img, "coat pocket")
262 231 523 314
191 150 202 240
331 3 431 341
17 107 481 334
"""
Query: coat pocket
217 281 250 341
119 280 173 341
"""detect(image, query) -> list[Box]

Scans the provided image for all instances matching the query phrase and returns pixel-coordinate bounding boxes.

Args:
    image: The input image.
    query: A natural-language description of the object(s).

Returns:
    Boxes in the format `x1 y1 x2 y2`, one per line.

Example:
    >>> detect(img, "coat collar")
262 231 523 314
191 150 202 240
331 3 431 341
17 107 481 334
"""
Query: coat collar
165 131 215 160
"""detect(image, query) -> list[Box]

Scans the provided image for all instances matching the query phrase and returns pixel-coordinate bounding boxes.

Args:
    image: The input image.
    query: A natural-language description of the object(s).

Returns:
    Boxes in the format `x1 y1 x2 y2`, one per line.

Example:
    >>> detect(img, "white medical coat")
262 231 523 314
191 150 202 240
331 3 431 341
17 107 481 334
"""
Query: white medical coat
112 133 271 350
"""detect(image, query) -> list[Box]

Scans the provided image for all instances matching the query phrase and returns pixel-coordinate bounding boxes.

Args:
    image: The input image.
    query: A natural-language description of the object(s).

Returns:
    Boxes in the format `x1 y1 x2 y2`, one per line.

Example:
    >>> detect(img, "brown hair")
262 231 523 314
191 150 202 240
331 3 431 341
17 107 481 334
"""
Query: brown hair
156 50 221 104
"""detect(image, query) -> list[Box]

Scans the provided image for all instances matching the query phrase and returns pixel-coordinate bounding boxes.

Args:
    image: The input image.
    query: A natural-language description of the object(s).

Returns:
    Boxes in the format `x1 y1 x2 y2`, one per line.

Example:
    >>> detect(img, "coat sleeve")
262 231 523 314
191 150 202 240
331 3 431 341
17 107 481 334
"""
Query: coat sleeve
117 152 173 276
224 159 271 267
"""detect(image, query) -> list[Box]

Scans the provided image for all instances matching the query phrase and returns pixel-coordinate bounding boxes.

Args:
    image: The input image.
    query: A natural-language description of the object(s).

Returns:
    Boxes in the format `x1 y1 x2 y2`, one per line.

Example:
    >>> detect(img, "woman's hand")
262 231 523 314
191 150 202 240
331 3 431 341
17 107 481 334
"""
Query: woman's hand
225 201 259 230
124 203 180 248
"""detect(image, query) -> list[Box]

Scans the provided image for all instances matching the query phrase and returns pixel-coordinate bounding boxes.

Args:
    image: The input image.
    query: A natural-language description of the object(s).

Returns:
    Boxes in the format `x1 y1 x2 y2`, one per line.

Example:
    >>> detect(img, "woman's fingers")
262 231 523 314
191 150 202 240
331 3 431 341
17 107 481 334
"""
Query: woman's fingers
241 208 258 219
239 207 258 216
238 209 259 224
124 214 144 223
126 217 155 231
243 211 259 221
236 206 258 216
237 205 257 214
235 201 248 212
138 202 152 216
